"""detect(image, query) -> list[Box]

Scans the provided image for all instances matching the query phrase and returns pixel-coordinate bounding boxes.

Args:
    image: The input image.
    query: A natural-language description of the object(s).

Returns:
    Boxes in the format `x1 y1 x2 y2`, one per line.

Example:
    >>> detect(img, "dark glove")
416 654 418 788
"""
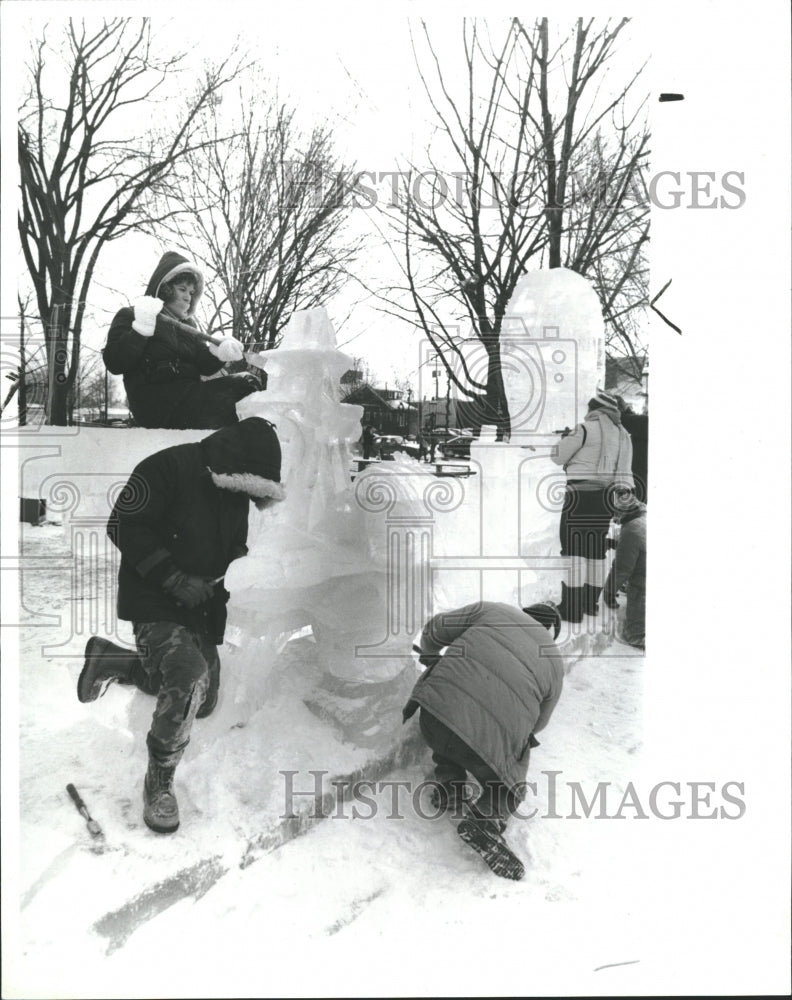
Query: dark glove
604 591 620 610
162 570 215 609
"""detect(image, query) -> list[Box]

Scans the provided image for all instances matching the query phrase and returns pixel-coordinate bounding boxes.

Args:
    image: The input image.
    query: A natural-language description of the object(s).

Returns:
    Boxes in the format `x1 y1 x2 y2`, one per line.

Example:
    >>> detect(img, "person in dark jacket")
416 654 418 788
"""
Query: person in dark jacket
603 493 646 650
77 417 285 834
405 600 564 879
103 251 262 429
361 423 380 460
619 405 649 503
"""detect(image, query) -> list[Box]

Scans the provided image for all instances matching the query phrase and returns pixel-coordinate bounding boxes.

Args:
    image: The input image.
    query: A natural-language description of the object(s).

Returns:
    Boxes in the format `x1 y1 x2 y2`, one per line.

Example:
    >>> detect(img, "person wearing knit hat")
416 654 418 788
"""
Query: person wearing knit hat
550 387 634 624
603 493 646 649
103 251 264 429
76 417 285 833
593 387 621 411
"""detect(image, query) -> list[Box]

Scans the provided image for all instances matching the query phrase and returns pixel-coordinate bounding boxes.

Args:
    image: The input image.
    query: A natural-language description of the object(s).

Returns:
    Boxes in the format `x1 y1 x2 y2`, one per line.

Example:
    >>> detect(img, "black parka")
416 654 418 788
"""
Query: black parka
103 252 252 429
108 418 283 643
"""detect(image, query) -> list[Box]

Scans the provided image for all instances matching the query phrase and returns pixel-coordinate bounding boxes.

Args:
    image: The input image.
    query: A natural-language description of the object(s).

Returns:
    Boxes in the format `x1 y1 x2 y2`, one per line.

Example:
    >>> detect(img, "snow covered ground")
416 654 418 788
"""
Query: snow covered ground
4 518 789 999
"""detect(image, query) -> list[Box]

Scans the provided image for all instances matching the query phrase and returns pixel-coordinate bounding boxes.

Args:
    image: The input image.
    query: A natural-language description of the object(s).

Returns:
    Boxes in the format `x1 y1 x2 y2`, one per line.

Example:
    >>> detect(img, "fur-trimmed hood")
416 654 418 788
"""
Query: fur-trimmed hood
209 470 285 501
145 251 205 317
200 417 285 501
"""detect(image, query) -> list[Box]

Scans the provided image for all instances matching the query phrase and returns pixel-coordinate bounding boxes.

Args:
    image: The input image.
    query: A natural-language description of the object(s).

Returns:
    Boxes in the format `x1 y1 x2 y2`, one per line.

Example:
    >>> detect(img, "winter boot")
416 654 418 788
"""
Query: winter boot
557 582 584 624
457 811 525 881
143 758 180 834
78 636 139 703
583 583 602 617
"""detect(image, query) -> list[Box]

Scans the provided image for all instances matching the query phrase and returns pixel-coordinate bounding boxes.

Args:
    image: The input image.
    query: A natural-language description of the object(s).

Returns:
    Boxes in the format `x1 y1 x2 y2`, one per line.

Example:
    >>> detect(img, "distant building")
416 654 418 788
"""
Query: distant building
420 394 505 435
340 369 364 393
341 383 419 435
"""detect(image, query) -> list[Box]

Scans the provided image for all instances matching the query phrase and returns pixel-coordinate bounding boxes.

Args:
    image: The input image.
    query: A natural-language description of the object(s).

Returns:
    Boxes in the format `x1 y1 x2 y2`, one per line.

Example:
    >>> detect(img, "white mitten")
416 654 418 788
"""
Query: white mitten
131 296 164 337
208 336 244 363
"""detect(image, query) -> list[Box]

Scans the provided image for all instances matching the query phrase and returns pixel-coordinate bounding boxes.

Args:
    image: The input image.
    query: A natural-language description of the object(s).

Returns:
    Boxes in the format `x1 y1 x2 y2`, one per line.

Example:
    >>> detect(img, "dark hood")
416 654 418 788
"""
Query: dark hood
200 417 285 501
145 251 205 316
522 603 562 641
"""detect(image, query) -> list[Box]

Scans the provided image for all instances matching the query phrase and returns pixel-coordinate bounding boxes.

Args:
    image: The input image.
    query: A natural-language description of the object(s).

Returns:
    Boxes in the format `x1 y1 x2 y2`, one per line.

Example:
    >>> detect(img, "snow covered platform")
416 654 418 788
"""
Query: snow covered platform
17 426 209 522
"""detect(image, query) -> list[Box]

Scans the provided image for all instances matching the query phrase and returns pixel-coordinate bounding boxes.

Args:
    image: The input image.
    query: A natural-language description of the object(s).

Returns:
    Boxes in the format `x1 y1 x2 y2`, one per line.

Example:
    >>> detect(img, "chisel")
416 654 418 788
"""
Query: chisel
66 783 104 838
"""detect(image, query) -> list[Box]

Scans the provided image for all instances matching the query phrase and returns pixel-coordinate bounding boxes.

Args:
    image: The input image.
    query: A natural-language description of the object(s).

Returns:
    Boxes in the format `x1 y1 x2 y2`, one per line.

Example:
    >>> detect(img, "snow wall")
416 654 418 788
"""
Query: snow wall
17 270 605 751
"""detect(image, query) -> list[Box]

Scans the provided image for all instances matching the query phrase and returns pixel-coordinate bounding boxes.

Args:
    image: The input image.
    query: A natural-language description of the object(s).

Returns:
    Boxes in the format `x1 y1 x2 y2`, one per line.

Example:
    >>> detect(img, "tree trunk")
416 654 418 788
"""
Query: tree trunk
481 321 511 439
44 306 73 426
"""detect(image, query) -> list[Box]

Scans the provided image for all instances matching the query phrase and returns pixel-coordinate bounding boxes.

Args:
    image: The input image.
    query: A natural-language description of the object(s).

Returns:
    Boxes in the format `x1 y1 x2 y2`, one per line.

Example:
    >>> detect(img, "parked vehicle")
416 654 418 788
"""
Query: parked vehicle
438 429 475 460
376 434 405 460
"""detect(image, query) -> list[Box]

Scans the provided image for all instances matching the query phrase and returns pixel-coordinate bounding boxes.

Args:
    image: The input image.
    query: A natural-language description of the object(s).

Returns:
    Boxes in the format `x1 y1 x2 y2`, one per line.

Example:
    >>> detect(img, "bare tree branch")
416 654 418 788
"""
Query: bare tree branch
147 88 364 349
385 16 649 434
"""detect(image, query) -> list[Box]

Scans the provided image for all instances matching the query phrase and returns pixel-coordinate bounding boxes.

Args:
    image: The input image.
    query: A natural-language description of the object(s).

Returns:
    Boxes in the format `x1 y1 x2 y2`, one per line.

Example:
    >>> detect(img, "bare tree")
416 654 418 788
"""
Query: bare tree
18 18 242 424
522 18 650 382
386 17 649 434
151 91 364 350
562 127 650 383
73 349 118 416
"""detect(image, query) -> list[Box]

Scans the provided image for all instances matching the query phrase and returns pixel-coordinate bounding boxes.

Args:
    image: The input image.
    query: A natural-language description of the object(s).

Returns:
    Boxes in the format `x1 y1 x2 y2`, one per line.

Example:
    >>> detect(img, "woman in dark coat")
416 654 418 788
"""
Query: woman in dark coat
103 251 262 429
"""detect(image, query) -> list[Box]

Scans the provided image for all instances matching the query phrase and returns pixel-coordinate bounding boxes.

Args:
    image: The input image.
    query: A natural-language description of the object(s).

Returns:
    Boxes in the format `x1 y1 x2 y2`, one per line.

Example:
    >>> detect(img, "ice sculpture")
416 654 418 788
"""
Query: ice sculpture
225 308 422 745
499 266 605 443
459 268 607 611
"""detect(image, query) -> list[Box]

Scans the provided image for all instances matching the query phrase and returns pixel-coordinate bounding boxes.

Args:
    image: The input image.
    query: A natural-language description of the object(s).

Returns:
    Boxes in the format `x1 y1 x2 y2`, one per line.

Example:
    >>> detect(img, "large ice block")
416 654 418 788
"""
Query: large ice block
500 267 605 442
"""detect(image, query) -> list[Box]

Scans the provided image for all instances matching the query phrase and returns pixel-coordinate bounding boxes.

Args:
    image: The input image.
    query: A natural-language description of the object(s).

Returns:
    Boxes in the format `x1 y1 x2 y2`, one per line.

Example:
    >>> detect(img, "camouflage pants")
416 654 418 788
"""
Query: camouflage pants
132 622 220 768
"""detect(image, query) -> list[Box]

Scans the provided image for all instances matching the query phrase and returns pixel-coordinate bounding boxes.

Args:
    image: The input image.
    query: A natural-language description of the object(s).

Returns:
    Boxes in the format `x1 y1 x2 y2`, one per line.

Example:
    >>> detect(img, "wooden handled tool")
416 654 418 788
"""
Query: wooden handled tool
159 315 268 370
66 783 104 838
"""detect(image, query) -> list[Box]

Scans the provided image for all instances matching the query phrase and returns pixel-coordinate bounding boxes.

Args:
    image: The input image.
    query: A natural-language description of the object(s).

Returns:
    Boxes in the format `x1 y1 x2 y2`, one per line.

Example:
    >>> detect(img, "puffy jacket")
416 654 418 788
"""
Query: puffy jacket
552 408 634 489
108 418 284 643
404 602 564 789
103 252 227 428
